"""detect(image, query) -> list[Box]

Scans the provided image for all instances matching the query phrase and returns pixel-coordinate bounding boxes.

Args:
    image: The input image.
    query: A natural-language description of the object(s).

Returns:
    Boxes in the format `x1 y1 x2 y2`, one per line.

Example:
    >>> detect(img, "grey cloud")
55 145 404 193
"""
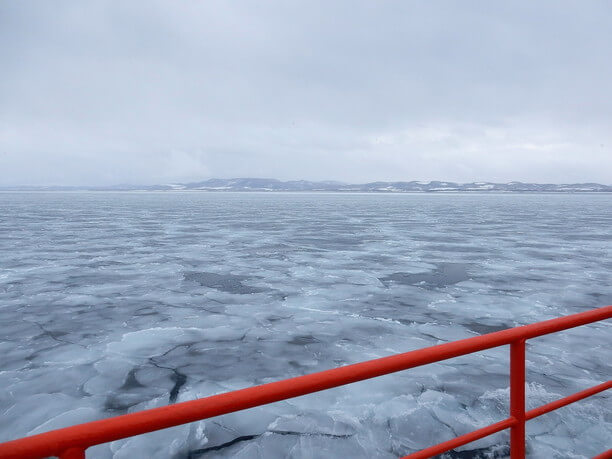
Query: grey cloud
1 1 611 185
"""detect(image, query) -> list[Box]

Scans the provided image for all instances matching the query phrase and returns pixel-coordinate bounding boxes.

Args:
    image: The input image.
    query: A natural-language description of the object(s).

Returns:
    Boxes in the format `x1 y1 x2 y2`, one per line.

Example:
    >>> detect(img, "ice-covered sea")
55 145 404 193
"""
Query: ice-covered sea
0 192 610 459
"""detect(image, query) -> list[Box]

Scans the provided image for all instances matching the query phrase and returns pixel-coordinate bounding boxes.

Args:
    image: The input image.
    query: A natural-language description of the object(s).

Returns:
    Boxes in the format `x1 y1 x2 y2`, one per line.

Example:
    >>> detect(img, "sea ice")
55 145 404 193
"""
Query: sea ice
1 192 610 458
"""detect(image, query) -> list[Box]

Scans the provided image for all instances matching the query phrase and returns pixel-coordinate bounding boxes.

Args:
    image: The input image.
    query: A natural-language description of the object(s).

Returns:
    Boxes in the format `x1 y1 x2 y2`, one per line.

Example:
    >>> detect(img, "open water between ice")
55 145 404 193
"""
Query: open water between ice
0 192 610 458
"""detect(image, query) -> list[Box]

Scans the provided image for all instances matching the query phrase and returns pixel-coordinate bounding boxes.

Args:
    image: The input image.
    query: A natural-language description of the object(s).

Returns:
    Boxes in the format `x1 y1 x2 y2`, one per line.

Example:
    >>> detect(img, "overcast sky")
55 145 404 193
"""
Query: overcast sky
1 1 611 186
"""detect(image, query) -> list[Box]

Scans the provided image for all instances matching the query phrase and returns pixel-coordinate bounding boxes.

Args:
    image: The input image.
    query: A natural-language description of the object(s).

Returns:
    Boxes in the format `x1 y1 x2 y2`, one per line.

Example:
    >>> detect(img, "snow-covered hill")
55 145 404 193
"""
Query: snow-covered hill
2 178 611 192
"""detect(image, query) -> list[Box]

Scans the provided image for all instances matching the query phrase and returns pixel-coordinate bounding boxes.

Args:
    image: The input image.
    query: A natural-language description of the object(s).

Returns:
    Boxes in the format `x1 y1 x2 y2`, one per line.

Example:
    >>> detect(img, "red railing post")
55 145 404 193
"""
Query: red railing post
510 339 526 459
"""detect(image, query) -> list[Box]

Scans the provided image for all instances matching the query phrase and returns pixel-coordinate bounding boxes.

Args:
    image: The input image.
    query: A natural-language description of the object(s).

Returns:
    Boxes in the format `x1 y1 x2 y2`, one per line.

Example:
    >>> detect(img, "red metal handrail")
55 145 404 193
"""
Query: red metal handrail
0 305 610 459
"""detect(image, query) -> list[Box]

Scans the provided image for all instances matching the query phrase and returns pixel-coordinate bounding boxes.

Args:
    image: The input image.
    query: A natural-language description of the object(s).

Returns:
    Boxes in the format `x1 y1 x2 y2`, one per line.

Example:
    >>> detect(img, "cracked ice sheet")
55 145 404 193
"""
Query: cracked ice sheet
0 192 611 458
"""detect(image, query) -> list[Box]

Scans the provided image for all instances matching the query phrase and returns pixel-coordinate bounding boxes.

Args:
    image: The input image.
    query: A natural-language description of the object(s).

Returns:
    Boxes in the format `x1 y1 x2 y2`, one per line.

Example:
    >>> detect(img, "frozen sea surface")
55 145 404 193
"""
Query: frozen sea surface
0 192 610 458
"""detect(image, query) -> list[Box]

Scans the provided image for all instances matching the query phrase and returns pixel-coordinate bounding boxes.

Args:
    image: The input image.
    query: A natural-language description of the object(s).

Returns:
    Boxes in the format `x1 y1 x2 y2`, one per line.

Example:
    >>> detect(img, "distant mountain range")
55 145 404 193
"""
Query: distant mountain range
2 178 611 192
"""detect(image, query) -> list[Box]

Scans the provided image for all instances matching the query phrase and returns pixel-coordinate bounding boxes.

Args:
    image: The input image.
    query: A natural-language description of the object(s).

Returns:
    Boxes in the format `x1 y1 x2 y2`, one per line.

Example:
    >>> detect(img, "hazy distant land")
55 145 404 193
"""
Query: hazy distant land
2 178 612 192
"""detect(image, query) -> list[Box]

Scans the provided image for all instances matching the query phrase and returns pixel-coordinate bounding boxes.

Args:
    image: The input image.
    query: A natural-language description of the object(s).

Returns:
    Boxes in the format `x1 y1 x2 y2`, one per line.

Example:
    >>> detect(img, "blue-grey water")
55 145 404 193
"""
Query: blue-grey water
0 192 610 459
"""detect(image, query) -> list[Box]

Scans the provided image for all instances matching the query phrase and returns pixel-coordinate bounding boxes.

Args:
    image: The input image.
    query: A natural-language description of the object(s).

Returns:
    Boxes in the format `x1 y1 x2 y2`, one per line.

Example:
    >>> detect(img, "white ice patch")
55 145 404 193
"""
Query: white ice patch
106 326 242 359
27 407 100 437
268 412 357 437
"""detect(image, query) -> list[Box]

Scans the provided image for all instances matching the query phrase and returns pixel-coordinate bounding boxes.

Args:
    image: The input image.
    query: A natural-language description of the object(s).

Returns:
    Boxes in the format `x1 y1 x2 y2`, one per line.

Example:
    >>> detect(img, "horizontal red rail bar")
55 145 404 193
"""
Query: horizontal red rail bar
526 380 612 421
401 417 518 459
0 305 610 459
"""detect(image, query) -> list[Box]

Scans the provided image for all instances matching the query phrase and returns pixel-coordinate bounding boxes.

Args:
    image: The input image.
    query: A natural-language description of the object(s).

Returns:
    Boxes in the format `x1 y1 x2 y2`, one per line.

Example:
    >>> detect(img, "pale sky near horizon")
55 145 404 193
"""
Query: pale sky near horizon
1 1 612 186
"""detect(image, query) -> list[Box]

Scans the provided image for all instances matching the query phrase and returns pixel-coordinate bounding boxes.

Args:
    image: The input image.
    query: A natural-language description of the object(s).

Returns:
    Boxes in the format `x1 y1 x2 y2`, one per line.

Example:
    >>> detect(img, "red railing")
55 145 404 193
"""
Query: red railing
0 305 610 459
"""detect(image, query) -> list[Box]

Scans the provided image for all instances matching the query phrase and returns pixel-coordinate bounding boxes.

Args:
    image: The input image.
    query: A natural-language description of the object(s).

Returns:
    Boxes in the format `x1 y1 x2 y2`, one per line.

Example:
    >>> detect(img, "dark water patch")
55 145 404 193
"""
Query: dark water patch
380 263 471 288
512 241 557 249
288 335 321 345
267 314 292 323
410 235 467 243
134 309 159 317
270 430 353 439
438 444 509 458
57 273 131 288
188 429 355 458
519 250 565 262
188 435 259 457
120 368 145 390
561 233 611 242
184 272 267 294
169 369 187 403
85 260 127 268
288 236 364 251
352 253 397 264
103 393 149 413
424 244 490 254
463 322 509 335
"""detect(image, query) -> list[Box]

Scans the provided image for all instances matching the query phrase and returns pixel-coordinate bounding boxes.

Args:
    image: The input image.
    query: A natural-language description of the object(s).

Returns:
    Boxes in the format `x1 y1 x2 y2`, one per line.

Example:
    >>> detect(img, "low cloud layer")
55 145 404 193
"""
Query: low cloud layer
1 1 611 185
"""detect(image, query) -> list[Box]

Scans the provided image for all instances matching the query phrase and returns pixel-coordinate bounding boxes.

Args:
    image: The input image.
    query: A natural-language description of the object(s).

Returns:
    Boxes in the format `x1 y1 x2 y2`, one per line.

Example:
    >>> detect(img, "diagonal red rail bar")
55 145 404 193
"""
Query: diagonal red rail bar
592 449 612 459
526 380 612 420
0 305 610 459
400 417 518 459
